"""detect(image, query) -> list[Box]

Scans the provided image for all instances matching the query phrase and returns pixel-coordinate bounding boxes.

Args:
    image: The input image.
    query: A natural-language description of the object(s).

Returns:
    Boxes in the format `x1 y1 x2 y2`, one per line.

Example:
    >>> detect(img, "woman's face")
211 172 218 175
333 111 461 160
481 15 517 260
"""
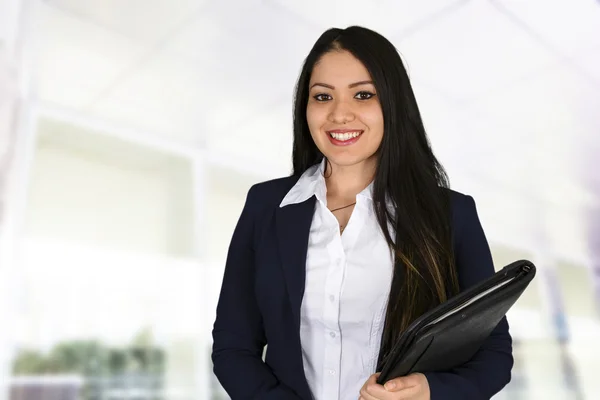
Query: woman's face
306 50 384 170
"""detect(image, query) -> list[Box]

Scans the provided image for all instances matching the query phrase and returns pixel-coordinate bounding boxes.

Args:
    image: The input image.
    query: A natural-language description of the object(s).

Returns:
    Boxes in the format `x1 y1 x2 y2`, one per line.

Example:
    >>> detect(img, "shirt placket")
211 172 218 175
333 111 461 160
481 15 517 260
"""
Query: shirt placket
320 209 345 399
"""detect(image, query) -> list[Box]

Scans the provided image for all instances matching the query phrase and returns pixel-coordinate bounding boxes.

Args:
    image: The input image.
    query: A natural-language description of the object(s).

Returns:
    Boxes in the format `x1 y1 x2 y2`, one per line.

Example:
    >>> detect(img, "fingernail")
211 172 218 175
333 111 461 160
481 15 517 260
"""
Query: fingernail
384 381 396 390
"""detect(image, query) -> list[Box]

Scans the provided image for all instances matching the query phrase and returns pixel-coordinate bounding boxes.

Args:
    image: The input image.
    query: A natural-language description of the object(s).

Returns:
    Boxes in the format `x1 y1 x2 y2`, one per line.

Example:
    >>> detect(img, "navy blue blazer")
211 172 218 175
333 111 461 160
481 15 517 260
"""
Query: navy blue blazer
211 174 513 400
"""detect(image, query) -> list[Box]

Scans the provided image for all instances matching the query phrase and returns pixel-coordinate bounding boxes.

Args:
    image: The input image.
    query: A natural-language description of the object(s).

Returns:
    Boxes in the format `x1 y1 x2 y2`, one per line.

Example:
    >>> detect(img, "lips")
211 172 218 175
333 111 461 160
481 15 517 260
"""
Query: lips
326 129 364 146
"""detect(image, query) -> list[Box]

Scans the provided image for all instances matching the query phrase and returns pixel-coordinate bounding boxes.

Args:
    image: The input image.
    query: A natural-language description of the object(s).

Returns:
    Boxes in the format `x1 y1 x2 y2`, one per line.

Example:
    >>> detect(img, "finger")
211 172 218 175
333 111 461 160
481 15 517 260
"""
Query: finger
358 388 382 400
404 372 426 387
358 377 372 400
362 380 389 399
383 376 420 392
390 385 421 400
359 373 389 400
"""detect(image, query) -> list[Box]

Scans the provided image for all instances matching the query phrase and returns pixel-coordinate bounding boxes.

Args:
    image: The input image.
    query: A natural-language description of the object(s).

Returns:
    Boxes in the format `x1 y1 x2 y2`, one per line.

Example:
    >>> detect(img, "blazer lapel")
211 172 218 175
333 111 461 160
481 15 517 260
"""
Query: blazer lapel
275 195 316 329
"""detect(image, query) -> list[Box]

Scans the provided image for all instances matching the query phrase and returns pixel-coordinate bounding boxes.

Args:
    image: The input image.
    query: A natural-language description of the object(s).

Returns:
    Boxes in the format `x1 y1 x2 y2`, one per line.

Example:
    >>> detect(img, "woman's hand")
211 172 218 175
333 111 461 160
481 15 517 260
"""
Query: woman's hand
359 372 430 400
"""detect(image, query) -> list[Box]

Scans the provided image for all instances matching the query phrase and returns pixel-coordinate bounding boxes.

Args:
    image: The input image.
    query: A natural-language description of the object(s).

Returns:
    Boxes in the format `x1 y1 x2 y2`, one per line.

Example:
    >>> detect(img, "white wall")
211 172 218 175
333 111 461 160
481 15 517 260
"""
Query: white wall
24 118 195 257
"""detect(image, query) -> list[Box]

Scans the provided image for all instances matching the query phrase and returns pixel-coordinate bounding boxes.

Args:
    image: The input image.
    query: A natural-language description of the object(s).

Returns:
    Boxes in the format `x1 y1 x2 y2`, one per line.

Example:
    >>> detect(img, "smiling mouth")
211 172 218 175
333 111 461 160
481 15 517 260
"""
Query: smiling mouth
327 130 364 141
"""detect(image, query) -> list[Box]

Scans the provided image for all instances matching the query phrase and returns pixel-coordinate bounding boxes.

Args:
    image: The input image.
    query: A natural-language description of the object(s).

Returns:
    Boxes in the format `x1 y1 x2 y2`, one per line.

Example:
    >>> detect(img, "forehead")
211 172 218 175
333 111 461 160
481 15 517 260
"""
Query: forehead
310 50 372 84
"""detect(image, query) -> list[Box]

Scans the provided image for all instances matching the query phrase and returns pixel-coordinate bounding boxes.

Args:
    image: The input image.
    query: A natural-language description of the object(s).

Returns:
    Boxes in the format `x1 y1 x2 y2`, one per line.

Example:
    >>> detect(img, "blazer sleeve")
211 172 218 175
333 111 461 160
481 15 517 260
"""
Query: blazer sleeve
211 185 302 399
423 195 514 400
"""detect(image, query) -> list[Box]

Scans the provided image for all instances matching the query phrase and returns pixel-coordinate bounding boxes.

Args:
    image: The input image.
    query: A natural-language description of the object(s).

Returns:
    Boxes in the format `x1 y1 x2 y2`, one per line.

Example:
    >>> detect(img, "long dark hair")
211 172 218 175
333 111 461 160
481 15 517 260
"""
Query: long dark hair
291 26 460 367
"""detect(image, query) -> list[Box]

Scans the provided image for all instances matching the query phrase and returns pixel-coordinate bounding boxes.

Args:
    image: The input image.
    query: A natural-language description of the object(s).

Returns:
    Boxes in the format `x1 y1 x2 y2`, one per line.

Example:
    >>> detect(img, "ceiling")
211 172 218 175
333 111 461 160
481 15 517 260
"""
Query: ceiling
27 0 600 266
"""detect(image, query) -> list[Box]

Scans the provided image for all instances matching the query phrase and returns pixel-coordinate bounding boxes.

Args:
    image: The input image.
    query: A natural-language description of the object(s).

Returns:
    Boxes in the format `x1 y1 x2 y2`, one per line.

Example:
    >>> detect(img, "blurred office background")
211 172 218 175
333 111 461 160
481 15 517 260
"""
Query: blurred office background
0 0 599 399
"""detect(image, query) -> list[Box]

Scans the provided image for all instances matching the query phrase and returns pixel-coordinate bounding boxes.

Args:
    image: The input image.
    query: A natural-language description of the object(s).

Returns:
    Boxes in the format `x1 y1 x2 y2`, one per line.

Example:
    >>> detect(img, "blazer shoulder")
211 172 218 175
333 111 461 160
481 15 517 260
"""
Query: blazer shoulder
445 188 481 238
447 188 476 214
245 174 301 212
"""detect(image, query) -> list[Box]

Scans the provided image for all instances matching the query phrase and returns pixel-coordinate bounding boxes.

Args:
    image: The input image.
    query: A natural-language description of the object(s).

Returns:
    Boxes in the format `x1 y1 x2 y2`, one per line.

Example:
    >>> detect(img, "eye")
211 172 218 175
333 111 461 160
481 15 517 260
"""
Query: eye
313 93 332 101
355 91 375 100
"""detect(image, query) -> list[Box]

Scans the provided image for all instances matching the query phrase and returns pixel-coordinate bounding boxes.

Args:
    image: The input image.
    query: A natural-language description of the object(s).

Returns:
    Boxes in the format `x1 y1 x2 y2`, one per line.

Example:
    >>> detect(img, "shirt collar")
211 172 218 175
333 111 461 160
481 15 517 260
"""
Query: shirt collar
280 159 374 208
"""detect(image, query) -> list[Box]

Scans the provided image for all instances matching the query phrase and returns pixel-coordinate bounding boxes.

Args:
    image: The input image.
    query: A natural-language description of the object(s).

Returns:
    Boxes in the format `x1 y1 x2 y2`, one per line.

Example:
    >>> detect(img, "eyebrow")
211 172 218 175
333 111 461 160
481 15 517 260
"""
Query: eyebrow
310 80 374 90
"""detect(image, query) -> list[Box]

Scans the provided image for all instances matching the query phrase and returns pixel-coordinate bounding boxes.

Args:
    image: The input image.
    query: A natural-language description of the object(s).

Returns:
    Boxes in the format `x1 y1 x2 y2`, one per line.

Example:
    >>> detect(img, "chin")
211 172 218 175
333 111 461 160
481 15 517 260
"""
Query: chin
325 154 374 168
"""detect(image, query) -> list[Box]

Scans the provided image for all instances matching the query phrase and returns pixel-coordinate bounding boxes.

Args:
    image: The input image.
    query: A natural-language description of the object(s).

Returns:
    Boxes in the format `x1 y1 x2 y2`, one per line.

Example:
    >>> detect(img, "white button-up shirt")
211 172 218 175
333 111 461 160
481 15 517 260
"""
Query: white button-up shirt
280 160 394 400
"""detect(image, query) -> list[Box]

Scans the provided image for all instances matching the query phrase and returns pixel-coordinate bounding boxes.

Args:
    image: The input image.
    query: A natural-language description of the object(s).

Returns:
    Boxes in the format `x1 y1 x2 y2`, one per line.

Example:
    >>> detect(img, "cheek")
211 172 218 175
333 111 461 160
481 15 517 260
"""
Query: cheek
306 106 328 135
306 104 325 121
361 107 384 135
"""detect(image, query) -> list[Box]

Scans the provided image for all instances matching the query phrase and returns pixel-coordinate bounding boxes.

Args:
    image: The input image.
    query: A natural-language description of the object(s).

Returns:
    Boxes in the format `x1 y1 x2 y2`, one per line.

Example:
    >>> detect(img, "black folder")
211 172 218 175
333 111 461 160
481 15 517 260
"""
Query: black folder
376 259 536 384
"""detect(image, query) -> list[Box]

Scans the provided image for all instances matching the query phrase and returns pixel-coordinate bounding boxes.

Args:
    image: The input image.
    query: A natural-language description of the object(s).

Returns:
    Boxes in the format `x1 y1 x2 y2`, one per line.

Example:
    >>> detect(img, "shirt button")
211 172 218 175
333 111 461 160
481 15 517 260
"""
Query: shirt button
329 295 335 302
329 369 336 375
330 332 336 338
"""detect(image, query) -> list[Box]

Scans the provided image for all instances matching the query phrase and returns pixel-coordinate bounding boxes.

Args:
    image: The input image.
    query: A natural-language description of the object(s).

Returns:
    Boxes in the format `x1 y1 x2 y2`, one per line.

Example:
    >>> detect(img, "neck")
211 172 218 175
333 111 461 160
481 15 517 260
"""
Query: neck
324 158 376 199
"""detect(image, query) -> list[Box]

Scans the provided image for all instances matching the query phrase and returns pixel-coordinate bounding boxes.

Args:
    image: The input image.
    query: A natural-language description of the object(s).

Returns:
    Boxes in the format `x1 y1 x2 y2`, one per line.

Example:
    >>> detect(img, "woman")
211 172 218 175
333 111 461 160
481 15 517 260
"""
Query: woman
211 26 512 400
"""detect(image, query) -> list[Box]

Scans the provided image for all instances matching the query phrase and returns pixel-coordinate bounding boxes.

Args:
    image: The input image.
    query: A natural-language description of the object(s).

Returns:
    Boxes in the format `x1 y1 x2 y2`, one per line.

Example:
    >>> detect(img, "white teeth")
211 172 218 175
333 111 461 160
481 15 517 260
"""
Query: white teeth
329 131 362 141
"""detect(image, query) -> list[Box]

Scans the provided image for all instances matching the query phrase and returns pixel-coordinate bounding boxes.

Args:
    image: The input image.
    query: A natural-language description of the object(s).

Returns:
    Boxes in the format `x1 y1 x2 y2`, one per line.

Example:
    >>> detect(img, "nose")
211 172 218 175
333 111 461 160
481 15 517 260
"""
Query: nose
328 99 355 124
